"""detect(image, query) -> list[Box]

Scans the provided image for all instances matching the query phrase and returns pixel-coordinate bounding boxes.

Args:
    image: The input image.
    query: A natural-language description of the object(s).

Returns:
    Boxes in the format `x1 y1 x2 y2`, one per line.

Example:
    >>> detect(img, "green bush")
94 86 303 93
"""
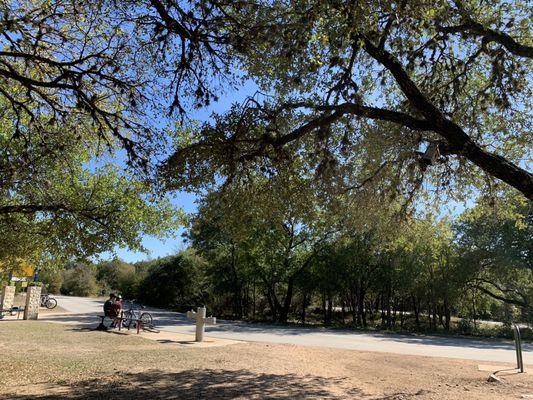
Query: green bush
137 250 207 308
457 318 475 335
40 269 64 294
61 263 99 297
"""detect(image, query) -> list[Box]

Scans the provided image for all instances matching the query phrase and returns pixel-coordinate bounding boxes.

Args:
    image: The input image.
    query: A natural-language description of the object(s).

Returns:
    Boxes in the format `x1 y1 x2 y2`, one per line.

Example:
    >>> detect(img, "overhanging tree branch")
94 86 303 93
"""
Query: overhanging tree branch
360 35 533 199
471 282 528 308
439 0 533 59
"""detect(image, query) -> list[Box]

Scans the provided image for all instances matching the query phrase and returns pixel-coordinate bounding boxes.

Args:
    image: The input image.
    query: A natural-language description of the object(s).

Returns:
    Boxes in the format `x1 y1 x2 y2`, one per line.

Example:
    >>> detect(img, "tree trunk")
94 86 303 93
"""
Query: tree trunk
266 288 277 322
301 290 307 325
358 285 367 327
278 277 294 324
252 282 256 319
412 296 420 330
322 291 327 325
386 286 393 329
350 288 358 325
326 292 333 326
444 297 451 331
399 300 405 329
229 243 243 318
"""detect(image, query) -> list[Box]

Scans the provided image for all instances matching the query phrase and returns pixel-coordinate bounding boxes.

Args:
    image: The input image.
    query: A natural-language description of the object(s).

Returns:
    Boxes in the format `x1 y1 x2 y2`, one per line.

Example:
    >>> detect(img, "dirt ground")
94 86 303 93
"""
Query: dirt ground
0 321 531 399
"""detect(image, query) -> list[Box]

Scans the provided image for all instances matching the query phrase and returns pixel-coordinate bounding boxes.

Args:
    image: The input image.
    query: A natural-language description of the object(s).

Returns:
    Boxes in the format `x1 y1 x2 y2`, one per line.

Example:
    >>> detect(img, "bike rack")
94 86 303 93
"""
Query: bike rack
513 324 524 373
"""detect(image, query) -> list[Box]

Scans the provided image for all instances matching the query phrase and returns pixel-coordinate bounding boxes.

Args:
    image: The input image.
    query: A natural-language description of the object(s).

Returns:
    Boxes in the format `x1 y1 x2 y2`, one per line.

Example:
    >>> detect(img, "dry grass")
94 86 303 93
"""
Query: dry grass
0 321 531 399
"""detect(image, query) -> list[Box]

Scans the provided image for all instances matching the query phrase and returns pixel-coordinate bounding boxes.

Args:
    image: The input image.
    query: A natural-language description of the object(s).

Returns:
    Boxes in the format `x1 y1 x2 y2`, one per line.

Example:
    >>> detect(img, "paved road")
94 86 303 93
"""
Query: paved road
42 295 533 365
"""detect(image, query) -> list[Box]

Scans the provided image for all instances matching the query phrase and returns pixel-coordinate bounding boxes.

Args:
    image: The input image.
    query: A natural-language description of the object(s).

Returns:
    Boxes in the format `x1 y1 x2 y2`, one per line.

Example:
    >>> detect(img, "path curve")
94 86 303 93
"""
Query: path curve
41 295 532 365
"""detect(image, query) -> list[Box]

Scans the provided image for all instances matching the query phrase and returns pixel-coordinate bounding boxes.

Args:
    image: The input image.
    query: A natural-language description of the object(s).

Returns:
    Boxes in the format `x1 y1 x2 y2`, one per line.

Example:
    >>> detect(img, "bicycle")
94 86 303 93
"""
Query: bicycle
40 294 57 309
121 300 153 329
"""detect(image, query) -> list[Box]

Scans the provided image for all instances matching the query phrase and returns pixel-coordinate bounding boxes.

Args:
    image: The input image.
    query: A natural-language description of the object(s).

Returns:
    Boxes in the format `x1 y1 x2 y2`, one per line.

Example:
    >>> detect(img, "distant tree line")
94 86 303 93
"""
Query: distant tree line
40 191 531 338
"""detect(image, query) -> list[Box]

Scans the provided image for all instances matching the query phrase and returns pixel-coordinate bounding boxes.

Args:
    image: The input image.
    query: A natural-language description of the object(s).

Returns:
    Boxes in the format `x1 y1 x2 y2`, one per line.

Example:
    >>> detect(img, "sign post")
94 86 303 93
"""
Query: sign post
513 324 524 373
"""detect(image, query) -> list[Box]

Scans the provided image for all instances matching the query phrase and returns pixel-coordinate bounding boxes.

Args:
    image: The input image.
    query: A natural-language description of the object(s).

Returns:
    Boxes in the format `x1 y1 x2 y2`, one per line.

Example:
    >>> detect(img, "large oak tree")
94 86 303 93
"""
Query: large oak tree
160 0 532 201
1 0 531 209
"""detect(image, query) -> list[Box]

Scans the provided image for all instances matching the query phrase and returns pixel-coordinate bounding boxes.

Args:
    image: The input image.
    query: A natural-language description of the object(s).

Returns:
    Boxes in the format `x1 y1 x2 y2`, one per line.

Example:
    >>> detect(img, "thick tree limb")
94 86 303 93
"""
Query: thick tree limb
360 36 533 199
472 283 528 308
437 22 533 58
0 204 68 214
240 103 432 159
149 0 192 39
0 204 111 228
440 0 533 59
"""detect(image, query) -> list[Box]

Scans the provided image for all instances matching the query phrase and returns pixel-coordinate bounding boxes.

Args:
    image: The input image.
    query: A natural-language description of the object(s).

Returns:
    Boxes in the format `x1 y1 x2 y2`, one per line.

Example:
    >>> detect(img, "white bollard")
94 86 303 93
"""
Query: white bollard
196 306 206 342
186 306 216 342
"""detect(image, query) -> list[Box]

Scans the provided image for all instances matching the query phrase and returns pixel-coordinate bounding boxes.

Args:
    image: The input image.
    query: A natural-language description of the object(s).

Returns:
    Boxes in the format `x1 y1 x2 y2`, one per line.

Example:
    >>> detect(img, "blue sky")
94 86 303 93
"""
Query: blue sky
102 80 260 263
100 78 475 264
107 191 196 263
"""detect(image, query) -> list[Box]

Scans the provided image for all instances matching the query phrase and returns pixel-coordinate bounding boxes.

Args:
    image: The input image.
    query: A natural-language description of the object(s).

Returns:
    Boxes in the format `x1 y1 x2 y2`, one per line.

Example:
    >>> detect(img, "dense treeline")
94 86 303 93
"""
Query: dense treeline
42 191 531 338
185 191 531 334
0 0 530 344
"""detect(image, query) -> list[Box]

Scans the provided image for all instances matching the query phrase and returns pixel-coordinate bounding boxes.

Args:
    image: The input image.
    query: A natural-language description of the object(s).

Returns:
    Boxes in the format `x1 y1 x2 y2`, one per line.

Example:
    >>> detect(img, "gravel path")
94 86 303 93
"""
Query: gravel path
42 295 533 365
1 322 532 400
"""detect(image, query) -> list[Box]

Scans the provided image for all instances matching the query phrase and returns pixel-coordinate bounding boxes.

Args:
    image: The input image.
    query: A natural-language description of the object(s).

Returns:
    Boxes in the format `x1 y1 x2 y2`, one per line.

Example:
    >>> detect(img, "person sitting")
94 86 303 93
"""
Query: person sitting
109 295 123 328
103 293 115 318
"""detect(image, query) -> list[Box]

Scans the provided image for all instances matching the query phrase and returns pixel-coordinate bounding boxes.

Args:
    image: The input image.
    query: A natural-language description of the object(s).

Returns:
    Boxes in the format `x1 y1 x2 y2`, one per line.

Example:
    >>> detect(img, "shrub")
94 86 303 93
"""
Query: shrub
457 318 475 335
40 269 64 294
61 263 99 297
137 250 207 308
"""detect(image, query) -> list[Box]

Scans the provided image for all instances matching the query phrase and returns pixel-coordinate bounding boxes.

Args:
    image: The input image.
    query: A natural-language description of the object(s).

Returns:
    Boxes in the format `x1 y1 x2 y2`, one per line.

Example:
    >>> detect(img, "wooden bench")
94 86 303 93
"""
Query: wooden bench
0 306 25 319
96 314 146 334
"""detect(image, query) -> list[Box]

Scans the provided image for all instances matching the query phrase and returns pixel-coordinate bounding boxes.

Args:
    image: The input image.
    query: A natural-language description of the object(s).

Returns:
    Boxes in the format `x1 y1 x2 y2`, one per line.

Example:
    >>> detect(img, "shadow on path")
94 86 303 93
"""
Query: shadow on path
3 369 381 399
39 309 533 355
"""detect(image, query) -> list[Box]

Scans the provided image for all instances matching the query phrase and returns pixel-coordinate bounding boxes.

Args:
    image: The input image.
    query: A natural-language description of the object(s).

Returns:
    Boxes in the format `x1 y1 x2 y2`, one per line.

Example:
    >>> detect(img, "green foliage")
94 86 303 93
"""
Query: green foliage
40 269 64 294
455 192 532 323
163 0 532 201
183 186 531 333
61 264 99 297
96 259 138 298
137 250 208 309
0 1 529 341
0 93 181 268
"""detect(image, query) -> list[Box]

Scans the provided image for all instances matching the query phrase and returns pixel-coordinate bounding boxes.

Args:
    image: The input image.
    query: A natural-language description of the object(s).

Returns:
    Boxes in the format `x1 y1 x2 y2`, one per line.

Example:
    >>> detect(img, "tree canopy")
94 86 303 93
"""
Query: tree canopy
158 0 533 200
0 98 180 273
1 1 531 320
0 0 530 201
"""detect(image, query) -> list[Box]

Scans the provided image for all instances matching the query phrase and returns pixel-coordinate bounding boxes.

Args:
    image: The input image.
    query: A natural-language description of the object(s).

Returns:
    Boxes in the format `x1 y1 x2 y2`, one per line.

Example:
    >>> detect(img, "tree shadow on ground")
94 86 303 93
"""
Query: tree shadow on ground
4 369 387 399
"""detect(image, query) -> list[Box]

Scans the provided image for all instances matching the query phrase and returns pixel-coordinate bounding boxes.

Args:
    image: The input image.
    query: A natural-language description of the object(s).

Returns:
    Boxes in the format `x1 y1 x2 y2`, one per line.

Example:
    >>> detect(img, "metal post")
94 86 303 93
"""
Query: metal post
513 324 524 373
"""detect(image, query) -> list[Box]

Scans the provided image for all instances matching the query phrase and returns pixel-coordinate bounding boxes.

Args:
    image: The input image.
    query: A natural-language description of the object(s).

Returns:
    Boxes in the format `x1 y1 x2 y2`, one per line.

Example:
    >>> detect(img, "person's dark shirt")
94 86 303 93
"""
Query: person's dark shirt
109 301 122 318
103 299 113 316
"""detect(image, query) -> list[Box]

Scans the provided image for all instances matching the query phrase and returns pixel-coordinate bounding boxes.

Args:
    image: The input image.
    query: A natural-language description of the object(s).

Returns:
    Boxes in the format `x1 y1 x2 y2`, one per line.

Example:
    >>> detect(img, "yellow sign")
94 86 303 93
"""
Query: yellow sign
0 257 35 277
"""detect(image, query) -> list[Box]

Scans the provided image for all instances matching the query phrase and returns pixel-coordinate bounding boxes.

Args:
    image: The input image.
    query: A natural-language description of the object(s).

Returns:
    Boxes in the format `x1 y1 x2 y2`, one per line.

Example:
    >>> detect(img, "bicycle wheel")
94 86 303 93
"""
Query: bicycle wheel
140 312 153 327
122 310 133 328
45 298 57 309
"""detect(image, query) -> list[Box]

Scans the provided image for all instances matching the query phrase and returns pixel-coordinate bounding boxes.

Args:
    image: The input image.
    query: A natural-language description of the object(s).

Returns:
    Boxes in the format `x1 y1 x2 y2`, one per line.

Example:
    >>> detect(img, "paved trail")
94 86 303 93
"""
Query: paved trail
42 295 532 365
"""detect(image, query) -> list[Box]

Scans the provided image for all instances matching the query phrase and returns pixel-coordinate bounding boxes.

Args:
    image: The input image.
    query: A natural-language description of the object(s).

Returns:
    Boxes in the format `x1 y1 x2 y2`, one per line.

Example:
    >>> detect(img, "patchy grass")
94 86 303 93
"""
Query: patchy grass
0 321 532 399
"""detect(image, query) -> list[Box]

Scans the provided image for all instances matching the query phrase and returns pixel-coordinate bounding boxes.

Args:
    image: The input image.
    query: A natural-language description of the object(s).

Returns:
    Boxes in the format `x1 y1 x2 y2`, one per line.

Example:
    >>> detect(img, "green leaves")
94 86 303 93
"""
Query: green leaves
0 107 181 268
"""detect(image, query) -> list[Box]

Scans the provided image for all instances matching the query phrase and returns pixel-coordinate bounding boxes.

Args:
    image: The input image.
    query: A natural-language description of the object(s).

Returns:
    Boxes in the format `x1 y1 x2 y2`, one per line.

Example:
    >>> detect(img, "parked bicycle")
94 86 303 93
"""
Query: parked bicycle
40 294 57 309
121 300 153 328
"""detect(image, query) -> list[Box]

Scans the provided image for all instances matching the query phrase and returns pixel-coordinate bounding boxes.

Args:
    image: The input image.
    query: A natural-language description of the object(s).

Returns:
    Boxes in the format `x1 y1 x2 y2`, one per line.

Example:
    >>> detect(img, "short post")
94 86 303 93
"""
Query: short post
1 286 16 315
24 285 42 320
513 324 524 373
186 306 216 342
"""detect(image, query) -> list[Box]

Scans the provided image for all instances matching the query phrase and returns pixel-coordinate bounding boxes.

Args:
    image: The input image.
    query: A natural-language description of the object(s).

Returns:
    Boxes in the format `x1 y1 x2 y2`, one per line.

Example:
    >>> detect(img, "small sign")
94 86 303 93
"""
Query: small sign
10 276 29 282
